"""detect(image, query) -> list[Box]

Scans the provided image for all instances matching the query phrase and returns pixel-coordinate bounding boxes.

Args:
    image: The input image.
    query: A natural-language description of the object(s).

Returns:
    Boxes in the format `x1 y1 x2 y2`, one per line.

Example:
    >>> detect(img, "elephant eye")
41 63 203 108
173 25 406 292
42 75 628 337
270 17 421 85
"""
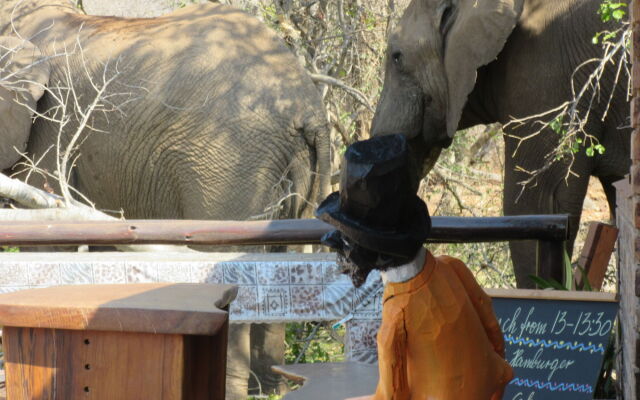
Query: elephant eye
440 5 455 37
392 51 402 64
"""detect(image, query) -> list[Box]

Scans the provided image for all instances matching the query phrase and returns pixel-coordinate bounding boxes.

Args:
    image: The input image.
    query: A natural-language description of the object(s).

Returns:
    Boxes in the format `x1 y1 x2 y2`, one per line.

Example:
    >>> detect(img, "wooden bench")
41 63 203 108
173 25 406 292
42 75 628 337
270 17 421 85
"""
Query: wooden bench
0 283 237 399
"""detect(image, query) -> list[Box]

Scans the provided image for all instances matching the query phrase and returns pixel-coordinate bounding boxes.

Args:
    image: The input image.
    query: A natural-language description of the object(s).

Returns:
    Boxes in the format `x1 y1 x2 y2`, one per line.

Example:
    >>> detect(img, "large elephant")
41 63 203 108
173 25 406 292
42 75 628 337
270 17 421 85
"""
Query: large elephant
0 1 330 398
371 0 629 288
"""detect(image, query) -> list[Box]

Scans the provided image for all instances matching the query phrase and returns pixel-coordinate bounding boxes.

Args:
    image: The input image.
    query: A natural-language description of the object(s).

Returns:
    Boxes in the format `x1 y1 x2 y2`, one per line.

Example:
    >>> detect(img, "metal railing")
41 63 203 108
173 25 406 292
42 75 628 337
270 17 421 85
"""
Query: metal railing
0 215 570 283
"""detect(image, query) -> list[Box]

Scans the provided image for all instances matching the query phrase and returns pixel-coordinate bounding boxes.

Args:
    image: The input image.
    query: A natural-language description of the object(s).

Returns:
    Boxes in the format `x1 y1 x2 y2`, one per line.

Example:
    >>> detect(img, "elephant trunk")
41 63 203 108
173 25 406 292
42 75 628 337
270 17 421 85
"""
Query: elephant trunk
315 124 331 203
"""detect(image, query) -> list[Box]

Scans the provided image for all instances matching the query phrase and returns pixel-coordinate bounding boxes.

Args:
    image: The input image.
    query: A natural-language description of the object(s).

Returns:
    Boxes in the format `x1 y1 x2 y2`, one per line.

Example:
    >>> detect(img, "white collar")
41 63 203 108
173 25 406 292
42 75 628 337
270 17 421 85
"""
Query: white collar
380 247 426 284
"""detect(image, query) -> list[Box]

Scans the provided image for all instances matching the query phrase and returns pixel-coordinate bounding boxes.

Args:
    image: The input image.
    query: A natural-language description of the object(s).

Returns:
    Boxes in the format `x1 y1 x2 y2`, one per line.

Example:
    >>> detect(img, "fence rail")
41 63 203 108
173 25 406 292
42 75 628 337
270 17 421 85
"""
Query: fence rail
0 215 570 283
0 215 569 245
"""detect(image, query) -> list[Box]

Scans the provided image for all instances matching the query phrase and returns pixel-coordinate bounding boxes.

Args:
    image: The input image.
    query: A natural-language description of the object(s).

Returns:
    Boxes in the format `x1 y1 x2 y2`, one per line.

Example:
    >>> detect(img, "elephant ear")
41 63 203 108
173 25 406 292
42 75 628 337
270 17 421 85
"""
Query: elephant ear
0 36 50 170
444 0 524 138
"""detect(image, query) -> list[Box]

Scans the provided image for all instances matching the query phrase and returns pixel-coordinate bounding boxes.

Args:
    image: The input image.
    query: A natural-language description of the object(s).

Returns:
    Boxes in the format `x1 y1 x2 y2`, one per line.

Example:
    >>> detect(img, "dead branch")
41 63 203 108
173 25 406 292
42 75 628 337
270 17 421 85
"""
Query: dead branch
309 72 374 112
503 24 630 201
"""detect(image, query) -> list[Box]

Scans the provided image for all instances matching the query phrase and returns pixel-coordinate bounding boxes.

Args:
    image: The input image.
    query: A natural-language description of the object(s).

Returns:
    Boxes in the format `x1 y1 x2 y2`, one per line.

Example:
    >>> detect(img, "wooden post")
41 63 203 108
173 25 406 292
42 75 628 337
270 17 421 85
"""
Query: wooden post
0 283 237 400
627 1 640 397
575 222 619 290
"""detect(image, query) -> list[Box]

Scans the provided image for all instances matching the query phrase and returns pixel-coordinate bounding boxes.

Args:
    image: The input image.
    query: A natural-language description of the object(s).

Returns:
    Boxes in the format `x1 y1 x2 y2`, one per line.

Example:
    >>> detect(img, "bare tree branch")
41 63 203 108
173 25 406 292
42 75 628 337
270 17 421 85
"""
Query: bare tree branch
309 72 374 112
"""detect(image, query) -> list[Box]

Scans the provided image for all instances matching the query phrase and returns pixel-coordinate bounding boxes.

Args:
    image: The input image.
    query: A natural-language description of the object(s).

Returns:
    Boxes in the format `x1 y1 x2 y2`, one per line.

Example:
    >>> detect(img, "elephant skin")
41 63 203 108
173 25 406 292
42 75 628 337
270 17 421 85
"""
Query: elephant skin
1 1 330 398
371 0 629 288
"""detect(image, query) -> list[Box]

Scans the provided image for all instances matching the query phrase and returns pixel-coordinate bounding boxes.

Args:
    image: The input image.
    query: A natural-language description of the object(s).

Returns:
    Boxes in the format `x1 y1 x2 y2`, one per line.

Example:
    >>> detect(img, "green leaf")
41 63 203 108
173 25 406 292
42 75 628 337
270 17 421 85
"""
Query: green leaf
528 274 566 290
549 115 564 134
575 265 594 291
586 146 595 157
563 250 574 291
612 7 626 18
595 144 606 154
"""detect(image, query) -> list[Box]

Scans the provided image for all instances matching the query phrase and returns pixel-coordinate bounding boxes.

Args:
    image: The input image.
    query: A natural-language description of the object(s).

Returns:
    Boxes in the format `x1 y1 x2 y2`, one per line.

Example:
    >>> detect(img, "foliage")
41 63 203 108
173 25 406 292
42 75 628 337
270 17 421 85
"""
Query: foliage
247 395 281 400
285 322 345 364
597 0 627 23
0 246 19 253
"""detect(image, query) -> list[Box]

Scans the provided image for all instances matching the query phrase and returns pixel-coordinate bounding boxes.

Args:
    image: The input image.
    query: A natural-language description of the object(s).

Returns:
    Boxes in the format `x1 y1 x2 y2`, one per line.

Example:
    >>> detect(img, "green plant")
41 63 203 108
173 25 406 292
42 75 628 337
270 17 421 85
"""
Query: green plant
597 1 627 23
527 249 576 291
285 322 345 364
247 395 281 400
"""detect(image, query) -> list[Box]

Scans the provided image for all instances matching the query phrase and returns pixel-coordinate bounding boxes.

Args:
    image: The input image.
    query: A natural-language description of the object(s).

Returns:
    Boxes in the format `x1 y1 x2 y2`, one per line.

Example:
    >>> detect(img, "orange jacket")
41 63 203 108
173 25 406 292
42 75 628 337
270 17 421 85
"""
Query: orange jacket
373 252 513 400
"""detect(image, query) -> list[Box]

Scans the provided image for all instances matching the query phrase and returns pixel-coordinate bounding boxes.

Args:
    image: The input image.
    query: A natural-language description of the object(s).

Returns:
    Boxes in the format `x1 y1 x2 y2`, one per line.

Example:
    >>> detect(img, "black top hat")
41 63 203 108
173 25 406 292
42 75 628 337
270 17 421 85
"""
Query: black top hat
316 134 431 258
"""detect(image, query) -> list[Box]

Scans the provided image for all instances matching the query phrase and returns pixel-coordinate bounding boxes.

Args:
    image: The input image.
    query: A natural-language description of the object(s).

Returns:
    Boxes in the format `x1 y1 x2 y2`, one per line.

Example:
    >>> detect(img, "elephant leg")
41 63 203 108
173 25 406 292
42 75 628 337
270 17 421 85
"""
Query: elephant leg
249 323 287 395
226 323 251 400
503 145 591 288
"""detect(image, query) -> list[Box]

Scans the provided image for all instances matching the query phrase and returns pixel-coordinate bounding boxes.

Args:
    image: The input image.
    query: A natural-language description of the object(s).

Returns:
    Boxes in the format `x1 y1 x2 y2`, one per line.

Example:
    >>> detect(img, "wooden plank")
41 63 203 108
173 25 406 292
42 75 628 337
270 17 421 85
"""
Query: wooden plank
4 328 184 399
0 215 569 246
3 327 56 399
183 319 229 399
0 284 236 335
485 288 618 302
575 222 619 290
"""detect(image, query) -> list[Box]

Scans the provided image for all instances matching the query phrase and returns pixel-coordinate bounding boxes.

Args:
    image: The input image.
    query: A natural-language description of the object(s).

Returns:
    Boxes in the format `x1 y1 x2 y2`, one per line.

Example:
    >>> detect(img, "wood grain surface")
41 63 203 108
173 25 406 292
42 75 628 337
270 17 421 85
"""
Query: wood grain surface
485 288 618 302
4 327 184 399
0 283 237 335
576 222 619 290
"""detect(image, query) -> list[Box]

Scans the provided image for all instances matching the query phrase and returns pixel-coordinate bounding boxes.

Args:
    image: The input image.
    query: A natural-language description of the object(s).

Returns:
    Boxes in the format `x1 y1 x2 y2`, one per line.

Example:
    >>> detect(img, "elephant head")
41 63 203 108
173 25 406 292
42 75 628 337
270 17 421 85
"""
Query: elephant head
371 0 523 180
0 36 50 170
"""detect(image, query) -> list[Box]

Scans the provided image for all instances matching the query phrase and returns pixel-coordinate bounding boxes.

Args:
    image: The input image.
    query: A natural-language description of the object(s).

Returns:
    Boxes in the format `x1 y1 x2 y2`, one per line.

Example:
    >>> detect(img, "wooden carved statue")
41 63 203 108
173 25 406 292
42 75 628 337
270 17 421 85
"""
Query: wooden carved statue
316 134 513 400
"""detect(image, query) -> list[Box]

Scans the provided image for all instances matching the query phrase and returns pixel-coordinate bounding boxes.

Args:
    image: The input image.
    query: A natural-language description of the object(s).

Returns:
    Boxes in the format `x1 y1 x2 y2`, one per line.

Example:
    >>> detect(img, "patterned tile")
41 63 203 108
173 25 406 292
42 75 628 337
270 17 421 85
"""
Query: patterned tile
324 285 353 317
60 263 93 284
258 286 290 317
0 263 29 285
290 285 323 317
347 319 381 363
92 262 126 284
0 257 388 363
223 262 256 285
28 263 60 286
352 284 383 318
230 286 258 319
157 262 191 283
190 262 223 284
289 263 323 285
322 262 351 285
257 263 289 285
125 262 158 283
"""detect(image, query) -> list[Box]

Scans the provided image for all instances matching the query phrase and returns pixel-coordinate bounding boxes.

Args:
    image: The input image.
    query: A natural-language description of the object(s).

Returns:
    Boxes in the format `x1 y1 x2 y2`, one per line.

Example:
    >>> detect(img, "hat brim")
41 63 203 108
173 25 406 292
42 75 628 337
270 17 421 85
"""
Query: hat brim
315 192 431 258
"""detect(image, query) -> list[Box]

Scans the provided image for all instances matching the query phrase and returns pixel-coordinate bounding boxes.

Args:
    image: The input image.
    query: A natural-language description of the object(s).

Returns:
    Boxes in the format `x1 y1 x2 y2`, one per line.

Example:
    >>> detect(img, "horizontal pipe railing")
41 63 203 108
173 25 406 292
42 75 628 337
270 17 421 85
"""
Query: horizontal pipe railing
0 215 569 246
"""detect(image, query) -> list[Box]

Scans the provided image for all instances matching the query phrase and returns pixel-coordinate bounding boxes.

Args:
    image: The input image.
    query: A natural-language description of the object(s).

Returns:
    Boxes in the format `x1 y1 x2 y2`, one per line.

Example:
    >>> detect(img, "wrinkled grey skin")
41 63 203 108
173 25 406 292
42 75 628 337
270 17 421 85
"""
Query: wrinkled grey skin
1 1 330 398
371 0 629 288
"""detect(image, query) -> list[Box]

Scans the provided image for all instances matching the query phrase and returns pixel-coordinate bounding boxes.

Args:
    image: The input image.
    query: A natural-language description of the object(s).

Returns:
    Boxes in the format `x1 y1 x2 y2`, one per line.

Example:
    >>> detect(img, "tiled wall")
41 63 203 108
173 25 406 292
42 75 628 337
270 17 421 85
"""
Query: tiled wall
0 251 384 362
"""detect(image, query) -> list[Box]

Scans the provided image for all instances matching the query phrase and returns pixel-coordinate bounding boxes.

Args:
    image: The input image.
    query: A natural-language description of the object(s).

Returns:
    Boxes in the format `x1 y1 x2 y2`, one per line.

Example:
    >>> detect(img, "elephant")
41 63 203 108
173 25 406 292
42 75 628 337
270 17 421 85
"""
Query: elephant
0 1 330 398
370 0 630 288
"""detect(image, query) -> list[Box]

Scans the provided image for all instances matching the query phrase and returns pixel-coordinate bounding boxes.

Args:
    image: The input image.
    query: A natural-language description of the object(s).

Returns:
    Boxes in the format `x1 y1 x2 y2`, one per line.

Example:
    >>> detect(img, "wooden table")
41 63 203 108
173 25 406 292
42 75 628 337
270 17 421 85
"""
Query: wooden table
272 362 378 400
0 283 237 399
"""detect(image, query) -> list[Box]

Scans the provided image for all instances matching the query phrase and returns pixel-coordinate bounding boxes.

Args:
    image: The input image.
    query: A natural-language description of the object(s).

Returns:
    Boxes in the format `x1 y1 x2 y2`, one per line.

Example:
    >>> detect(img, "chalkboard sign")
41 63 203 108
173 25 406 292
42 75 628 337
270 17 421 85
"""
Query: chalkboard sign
486 289 618 400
